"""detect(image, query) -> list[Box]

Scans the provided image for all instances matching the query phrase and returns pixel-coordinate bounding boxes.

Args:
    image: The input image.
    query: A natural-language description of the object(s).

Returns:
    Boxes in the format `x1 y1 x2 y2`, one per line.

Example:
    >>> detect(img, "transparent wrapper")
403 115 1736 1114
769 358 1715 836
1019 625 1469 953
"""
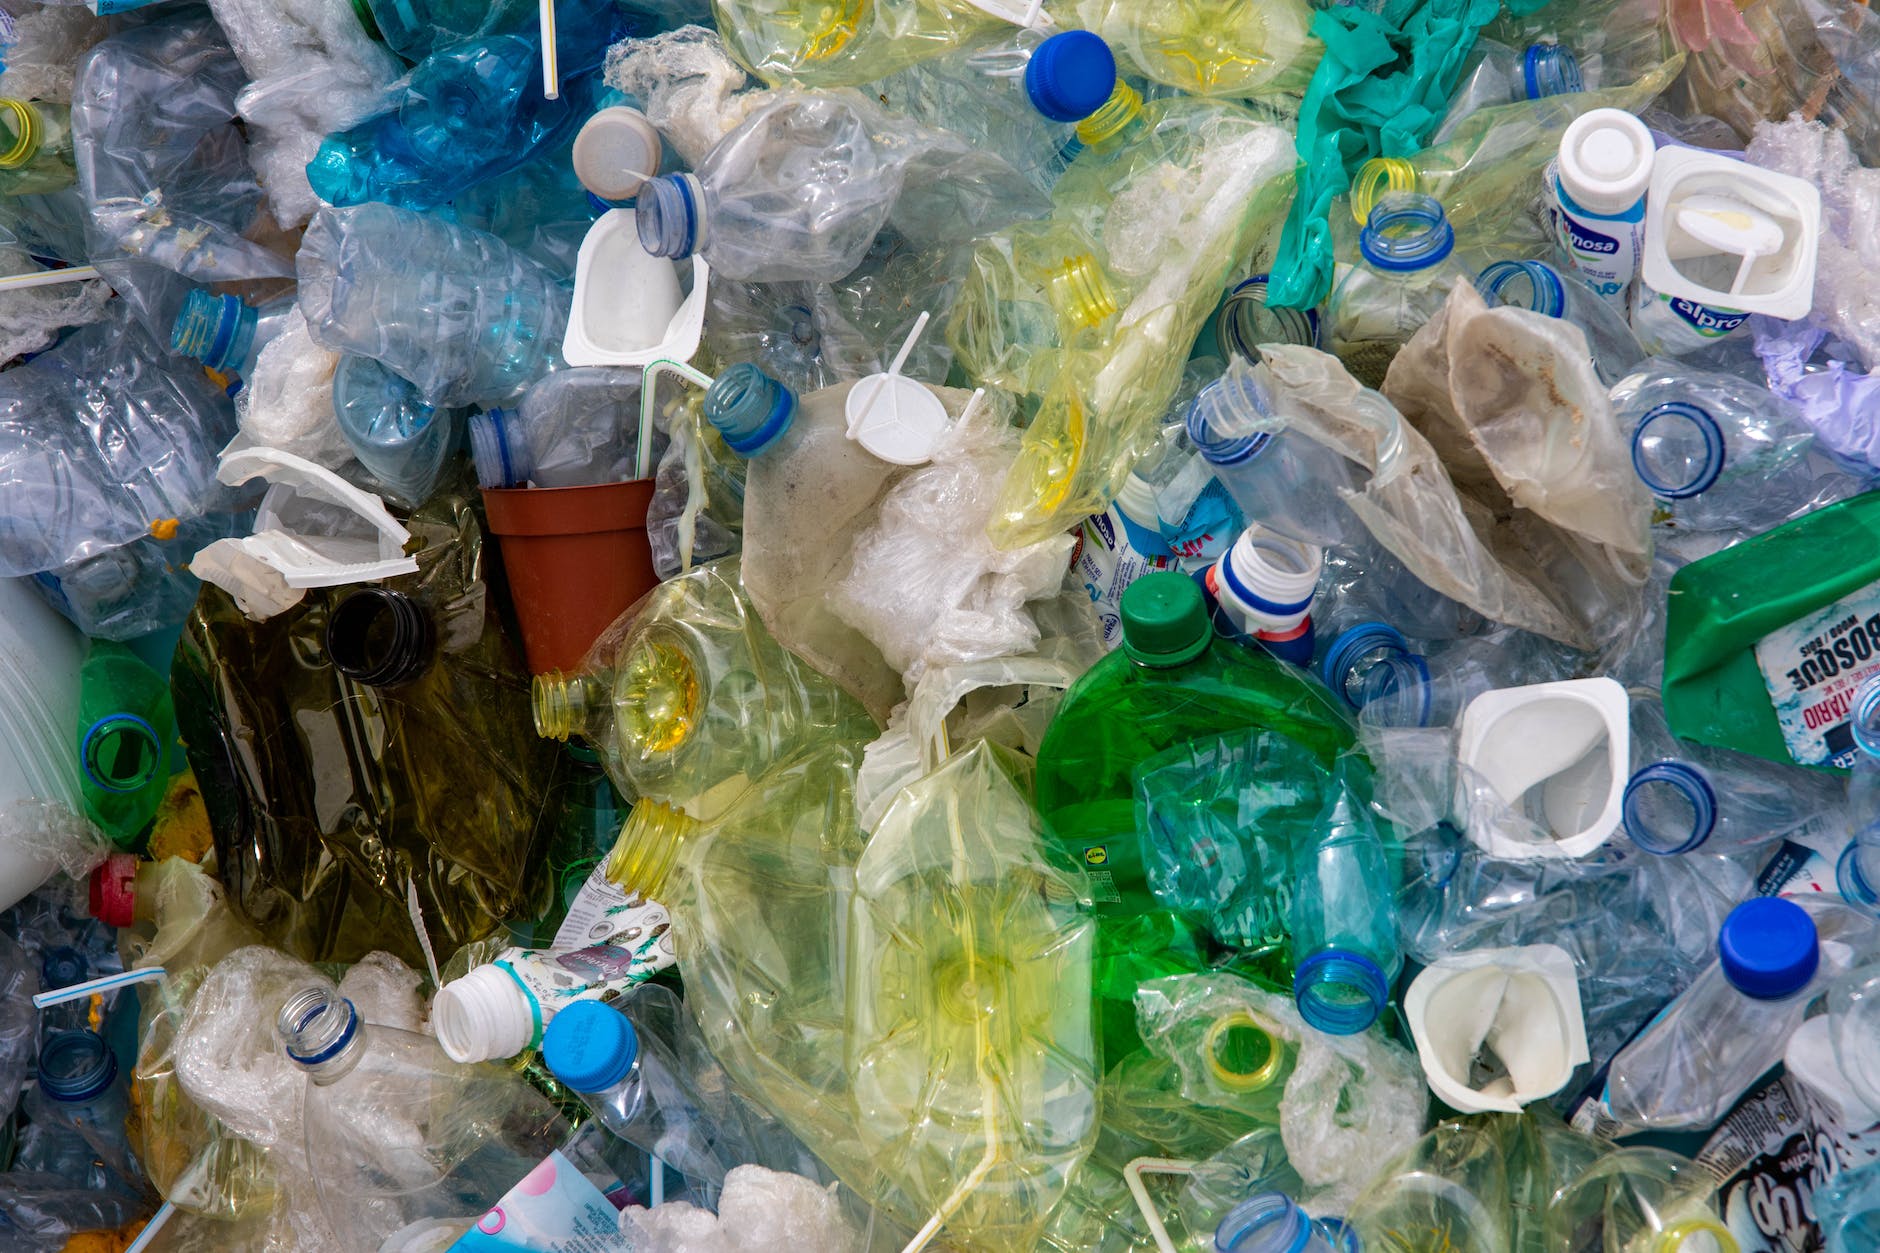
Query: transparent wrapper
1251 343 1645 651
603 25 772 167
0 245 109 368
831 388 1074 694
235 307 353 467
709 0 1007 90
0 2 106 104
621 1164 863 1253
71 12 293 281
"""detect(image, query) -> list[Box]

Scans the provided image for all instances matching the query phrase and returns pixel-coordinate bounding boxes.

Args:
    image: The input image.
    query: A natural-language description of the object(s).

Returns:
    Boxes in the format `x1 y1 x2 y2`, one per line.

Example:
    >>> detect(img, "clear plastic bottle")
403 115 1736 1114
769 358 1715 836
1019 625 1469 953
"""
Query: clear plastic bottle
470 367 644 490
1841 673 1880 914
869 28 1119 194
540 998 732 1189
169 289 297 384
1543 1147 1735 1253
710 0 1010 89
296 202 569 409
636 92 908 283
277 985 565 1249
1607 363 1824 534
1600 896 1827 1131
31 1028 138 1186
74 638 174 846
330 355 463 510
1326 193 1473 387
1326 628 1576 730
531 557 876 821
1474 258 1645 386
1431 40 1584 143
1185 362 1361 549
1623 689 1838 857
1288 767 1401 1035
1213 274 1322 365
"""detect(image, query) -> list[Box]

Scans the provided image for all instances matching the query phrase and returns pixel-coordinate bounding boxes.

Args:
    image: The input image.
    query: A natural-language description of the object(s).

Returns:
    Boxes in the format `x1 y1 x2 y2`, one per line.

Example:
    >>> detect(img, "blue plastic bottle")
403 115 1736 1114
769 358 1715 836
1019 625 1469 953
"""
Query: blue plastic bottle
297 202 568 408
33 1029 139 1186
170 288 297 383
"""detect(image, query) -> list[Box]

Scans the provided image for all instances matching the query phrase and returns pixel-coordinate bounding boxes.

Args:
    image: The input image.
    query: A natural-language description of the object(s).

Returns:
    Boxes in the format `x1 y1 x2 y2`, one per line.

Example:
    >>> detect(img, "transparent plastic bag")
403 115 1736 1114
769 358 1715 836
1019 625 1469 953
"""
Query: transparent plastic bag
0 1 106 104
71 12 293 281
1251 344 1646 650
0 930 35 1122
602 25 772 167
0 244 110 367
234 306 353 467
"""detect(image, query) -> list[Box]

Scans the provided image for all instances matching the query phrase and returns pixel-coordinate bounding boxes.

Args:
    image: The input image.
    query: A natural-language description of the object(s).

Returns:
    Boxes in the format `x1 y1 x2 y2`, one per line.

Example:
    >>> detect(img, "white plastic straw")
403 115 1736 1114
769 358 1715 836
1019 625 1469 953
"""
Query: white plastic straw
1123 1157 1200 1253
33 966 167 1009
540 0 560 100
0 265 102 292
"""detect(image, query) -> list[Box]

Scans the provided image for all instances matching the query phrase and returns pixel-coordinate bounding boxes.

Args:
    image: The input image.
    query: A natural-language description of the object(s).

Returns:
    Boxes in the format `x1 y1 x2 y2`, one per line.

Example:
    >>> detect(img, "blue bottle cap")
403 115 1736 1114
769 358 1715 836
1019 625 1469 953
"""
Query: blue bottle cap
1024 31 1117 124
1718 897 1818 1000
542 1000 639 1094
1319 622 1412 703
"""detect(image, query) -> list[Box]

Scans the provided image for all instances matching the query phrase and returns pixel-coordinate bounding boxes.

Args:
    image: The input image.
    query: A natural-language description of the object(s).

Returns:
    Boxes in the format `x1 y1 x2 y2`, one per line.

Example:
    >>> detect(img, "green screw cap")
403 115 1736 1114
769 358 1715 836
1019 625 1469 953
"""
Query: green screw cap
1121 572 1211 667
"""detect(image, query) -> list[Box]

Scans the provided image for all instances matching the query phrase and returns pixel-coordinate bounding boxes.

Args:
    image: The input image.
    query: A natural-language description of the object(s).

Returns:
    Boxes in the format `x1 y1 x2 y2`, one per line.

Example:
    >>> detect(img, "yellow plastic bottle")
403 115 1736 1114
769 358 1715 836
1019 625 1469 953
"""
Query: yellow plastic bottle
1081 0 1321 100
532 556 875 820
711 0 1011 88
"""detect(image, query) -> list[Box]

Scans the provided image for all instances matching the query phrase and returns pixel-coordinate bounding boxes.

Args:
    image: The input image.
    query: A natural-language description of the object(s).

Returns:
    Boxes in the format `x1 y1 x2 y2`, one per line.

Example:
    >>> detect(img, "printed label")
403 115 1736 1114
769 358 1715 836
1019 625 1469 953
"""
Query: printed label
451 1151 625 1251
1632 281 1750 356
1545 160 1643 307
1753 583 1880 767
553 864 660 952
1076 507 1175 649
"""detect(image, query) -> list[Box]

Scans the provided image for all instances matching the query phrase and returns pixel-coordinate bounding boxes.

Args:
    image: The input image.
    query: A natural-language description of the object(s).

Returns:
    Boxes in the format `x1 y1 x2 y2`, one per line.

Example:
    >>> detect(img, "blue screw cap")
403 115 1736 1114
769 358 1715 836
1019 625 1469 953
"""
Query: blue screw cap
1718 897 1818 1000
1025 31 1117 124
542 1000 639 1094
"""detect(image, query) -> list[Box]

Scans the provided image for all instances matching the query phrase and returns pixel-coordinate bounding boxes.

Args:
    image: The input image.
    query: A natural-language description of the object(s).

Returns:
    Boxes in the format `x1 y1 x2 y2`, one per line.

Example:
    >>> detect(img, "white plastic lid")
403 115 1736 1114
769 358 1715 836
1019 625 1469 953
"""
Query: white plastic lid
1557 108 1654 216
1403 945 1590 1114
1457 677 1629 860
844 372 950 466
573 107 663 203
563 209 709 367
432 963 534 1063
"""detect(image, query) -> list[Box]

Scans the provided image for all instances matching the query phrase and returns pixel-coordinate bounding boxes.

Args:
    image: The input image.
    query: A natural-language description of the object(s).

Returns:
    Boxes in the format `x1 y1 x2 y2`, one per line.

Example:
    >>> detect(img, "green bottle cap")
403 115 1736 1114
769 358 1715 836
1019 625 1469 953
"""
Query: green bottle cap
1121 572 1211 667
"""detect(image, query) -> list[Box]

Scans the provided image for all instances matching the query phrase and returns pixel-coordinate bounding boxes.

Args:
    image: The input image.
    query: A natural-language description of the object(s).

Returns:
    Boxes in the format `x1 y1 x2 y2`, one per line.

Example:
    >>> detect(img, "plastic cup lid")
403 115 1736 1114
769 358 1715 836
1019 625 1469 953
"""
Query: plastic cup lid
845 372 950 466
573 107 662 203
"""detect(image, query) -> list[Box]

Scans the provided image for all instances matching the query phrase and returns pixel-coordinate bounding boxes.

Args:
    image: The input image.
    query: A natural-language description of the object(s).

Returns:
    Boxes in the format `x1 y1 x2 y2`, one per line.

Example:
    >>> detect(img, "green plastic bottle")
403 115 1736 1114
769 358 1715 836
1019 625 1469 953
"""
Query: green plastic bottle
512 744 630 949
1034 571 1355 920
75 640 176 847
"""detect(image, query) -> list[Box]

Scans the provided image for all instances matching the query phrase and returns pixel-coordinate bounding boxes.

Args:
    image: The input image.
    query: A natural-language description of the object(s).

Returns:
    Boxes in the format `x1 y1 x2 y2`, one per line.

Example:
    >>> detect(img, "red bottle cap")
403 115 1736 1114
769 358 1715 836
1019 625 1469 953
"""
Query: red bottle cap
89 853 137 928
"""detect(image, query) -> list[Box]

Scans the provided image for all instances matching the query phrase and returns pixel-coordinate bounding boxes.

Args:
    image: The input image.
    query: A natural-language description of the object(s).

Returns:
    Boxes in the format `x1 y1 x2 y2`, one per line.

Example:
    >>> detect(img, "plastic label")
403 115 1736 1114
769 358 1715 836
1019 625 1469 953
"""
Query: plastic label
1544 159 1644 307
553 864 662 952
1075 507 1175 650
1752 584 1880 767
450 1151 626 1251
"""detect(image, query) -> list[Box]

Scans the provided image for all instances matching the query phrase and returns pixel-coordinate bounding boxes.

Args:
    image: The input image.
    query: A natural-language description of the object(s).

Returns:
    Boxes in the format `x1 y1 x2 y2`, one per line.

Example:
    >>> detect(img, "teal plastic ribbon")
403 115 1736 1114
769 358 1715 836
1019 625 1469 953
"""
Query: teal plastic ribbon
1266 0 1549 310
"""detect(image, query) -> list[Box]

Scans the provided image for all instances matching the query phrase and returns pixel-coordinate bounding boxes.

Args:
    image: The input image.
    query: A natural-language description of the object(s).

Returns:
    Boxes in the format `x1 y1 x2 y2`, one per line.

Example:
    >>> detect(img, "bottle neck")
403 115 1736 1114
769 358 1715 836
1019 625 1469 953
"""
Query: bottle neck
1476 259 1567 318
1358 192 1455 273
1074 80 1143 149
1218 275 1319 363
278 987 365 1085
325 587 435 687
604 799 702 901
1293 949 1388 1035
1353 652 1436 728
1523 42 1583 98
1630 401 1725 499
1349 156 1417 227
1213 1192 1315 1253
636 173 704 260
37 1029 117 1103
1046 252 1118 331
1203 1011 1287 1093
171 288 259 374
80 712 163 794
703 363 797 456
533 670 618 746
1321 622 1415 711
0 98 42 169
1187 370 1277 466
1622 761 1717 855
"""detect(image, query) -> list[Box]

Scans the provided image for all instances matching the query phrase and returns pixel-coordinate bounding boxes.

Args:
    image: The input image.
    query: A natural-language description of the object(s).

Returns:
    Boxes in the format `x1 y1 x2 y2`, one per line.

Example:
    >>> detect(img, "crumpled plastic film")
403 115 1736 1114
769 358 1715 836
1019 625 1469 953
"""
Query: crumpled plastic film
1757 318 1880 471
831 388 1075 693
1135 972 1426 1216
603 25 773 168
1746 116 1880 372
0 3 106 104
71 12 294 281
0 930 36 1123
336 950 428 1035
978 103 1295 548
234 307 354 467
619 1165 863 1253
1073 0 1321 101
207 0 403 229
1251 342 1644 650
0 798 110 887
1383 279 1652 560
0 246 110 368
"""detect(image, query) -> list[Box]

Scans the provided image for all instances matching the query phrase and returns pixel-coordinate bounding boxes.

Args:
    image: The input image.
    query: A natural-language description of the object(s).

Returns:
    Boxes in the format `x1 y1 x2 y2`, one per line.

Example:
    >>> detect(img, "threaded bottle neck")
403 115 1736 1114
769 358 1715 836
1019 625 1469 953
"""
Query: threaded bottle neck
325 587 434 688
0 98 41 169
1047 253 1118 331
1350 156 1417 226
1359 192 1455 272
636 173 704 260
1476 259 1567 317
278 986 364 1084
1075 80 1142 148
533 670 609 743
604 799 701 901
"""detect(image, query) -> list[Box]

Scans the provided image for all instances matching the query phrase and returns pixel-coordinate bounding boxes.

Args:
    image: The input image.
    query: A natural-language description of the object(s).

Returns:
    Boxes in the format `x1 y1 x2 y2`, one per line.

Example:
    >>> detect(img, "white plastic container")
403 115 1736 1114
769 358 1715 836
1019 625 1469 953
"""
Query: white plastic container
562 209 709 368
1456 676 1630 860
1544 108 1654 309
0 577 86 912
1403 944 1589 1114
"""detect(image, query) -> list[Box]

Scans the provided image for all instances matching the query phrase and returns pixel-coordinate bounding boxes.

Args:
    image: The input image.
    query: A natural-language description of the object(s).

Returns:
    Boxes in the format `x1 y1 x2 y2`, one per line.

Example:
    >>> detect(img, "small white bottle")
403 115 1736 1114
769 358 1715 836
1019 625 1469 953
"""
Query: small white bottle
1544 108 1654 310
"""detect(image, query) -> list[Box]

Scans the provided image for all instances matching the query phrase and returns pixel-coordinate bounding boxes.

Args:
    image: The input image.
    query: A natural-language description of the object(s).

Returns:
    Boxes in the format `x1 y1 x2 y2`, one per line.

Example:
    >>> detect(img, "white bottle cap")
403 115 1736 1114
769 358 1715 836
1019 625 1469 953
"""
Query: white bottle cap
1211 524 1323 637
1557 108 1654 216
432 963 534 1063
572 107 663 203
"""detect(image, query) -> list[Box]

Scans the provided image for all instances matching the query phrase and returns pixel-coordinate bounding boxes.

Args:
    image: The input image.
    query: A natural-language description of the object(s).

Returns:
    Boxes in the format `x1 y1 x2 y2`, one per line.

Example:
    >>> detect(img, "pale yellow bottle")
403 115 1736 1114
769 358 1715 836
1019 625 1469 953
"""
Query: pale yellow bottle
712 0 1012 88
532 556 875 821
1078 0 1321 100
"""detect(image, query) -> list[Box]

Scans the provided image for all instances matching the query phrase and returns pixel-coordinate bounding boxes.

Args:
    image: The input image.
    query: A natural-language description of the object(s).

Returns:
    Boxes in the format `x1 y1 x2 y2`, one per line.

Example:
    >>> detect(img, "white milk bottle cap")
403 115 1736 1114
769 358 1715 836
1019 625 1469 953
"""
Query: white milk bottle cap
1557 108 1654 215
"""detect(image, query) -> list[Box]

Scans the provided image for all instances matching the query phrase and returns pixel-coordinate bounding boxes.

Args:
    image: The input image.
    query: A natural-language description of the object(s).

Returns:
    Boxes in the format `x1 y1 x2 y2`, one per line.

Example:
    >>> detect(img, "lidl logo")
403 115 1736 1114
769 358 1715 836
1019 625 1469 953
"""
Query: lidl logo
1084 846 1108 867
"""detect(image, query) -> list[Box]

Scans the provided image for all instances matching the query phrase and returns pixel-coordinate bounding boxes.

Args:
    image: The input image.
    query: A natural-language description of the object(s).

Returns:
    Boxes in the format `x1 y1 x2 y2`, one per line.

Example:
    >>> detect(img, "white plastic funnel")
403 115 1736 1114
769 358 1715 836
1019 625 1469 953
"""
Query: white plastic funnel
563 209 709 367
1456 676 1628 859
1403 945 1589 1114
